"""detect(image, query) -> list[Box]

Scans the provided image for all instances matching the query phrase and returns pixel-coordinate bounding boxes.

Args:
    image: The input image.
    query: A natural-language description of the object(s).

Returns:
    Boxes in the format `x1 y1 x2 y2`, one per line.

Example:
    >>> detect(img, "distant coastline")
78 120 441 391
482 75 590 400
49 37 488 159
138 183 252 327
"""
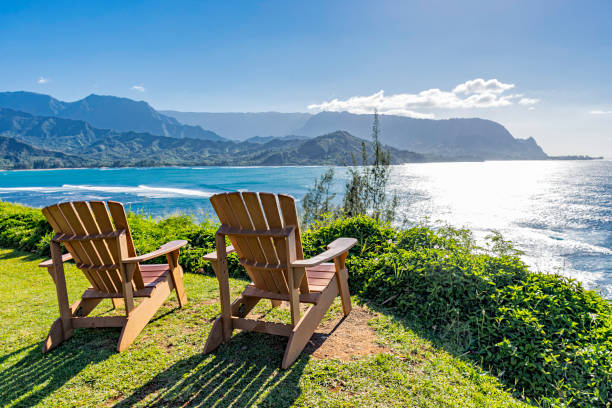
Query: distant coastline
0 156 605 171
547 155 604 160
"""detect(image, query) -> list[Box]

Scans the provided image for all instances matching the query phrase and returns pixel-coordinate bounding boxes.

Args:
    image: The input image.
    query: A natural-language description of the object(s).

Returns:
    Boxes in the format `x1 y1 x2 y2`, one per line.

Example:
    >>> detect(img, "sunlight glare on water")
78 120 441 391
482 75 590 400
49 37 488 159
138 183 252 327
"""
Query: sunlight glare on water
392 161 553 230
389 161 611 296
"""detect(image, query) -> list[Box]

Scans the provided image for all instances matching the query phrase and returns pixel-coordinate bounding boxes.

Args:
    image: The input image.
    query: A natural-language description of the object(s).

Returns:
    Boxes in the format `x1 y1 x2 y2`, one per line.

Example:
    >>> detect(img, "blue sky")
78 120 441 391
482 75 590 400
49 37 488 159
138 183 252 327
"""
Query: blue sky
1 0 611 156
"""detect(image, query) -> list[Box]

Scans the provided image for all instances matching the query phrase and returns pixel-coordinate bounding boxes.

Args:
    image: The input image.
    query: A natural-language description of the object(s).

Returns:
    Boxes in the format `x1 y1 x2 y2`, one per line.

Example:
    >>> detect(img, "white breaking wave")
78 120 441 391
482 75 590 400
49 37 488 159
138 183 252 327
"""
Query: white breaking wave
62 184 214 198
0 185 214 198
523 228 612 256
0 186 64 193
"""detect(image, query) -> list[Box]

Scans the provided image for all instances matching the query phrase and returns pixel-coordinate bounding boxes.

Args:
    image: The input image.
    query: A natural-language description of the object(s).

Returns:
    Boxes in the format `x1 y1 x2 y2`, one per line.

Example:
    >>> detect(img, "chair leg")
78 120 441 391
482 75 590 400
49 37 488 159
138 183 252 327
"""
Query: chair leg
117 278 172 352
204 293 260 354
282 278 339 369
167 251 187 307
42 318 66 353
43 242 75 354
42 297 102 353
203 317 225 354
171 265 187 307
212 235 233 341
334 255 352 316
50 241 74 342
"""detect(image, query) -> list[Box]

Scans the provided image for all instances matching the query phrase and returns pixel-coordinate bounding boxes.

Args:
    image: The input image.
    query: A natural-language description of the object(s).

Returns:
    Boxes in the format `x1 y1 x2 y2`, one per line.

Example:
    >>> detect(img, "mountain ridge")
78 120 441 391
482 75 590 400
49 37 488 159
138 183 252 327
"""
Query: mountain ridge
295 111 547 160
0 108 426 169
161 110 548 159
0 91 224 141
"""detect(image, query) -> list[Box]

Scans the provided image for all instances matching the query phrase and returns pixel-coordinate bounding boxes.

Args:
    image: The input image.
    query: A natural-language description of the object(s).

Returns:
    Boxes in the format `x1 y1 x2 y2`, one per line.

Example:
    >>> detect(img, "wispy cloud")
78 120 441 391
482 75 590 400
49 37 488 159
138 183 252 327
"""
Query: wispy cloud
519 97 540 106
308 78 538 118
37 76 49 84
130 85 146 92
589 110 612 115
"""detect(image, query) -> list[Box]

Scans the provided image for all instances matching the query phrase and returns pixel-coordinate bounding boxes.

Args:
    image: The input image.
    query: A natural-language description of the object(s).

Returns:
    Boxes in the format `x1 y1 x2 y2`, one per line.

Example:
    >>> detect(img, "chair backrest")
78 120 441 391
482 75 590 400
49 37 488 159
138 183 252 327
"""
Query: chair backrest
42 201 144 294
210 192 309 294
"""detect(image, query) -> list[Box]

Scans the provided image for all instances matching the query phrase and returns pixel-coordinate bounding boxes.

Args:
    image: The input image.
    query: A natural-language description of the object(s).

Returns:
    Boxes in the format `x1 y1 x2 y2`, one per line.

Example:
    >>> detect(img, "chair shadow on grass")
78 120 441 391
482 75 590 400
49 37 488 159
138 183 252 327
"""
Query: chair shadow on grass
115 331 308 408
0 330 117 407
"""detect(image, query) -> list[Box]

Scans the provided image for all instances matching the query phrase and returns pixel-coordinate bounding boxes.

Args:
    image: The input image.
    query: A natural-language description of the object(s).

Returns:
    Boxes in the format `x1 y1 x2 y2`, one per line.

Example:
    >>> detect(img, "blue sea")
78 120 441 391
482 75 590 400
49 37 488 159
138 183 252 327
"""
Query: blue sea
1 161 610 297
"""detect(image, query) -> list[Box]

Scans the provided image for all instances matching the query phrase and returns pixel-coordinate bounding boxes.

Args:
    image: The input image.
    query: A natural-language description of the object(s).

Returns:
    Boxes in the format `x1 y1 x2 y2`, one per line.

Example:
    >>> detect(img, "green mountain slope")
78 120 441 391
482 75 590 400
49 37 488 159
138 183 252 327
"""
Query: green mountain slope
0 136 92 169
0 91 224 141
0 109 426 168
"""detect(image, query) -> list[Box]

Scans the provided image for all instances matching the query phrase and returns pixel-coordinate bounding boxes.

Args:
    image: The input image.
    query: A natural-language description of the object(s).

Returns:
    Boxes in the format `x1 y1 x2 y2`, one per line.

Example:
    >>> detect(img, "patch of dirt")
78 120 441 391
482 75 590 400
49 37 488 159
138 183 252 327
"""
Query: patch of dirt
104 393 124 407
304 306 389 361
201 297 388 361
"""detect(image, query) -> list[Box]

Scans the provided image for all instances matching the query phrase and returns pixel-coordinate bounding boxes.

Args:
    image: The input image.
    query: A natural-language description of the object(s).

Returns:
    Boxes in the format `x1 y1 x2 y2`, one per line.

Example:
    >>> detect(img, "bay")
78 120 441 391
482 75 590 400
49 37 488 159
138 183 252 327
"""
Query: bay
1 160 610 296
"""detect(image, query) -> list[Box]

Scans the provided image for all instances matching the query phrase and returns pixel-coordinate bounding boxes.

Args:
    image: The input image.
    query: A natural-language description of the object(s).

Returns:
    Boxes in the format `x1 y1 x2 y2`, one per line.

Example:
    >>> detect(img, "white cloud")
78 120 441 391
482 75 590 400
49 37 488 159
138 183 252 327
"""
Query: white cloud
528 107 536 111
519 97 540 106
452 78 515 95
37 77 49 84
308 78 536 118
589 110 612 115
131 85 146 92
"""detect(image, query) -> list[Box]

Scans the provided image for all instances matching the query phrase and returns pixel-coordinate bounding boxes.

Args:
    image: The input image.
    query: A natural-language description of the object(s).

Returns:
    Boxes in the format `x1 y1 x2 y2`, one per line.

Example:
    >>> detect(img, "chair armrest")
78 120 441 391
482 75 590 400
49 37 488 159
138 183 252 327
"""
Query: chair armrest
122 240 188 264
202 245 235 261
38 253 73 268
290 238 357 268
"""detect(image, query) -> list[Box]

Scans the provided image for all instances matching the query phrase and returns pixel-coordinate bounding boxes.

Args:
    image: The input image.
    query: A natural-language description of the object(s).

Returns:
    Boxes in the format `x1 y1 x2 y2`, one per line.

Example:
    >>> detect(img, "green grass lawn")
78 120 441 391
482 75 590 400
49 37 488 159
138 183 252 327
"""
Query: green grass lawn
0 247 528 407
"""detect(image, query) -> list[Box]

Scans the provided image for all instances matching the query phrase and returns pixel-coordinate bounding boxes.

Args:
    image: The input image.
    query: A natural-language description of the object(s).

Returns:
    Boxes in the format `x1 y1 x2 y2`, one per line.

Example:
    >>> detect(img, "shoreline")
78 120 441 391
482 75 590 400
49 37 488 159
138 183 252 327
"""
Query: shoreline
0 157 607 172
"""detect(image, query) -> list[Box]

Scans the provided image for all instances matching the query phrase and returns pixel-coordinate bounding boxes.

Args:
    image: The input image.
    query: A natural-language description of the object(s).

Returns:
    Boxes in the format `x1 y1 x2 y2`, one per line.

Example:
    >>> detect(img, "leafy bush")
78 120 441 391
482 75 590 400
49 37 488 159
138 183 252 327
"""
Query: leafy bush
126 212 245 278
305 216 612 407
0 202 53 254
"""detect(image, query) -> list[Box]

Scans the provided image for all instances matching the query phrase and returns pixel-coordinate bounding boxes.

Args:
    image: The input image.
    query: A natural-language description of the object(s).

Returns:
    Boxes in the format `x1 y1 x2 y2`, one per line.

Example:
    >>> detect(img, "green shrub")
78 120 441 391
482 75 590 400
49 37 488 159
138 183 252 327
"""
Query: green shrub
126 212 246 279
305 217 612 407
0 201 53 254
302 214 396 257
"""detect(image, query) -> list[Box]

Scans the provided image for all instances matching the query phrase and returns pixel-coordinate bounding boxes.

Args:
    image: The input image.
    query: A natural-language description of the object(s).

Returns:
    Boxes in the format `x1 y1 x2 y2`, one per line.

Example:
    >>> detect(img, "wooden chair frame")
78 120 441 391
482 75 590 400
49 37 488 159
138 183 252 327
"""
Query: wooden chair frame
202 193 356 369
39 201 188 353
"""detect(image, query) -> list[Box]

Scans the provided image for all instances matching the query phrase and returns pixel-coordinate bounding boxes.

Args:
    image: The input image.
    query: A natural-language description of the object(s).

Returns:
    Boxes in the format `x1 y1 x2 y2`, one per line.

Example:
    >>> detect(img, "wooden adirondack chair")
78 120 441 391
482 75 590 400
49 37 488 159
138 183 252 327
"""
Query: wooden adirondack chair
38 200 188 353
202 192 357 369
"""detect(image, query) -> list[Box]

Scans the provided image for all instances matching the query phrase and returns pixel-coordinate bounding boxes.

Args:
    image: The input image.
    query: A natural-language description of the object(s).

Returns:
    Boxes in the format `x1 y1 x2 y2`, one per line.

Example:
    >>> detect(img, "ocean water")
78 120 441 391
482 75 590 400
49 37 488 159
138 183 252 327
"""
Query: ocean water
0 161 610 297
